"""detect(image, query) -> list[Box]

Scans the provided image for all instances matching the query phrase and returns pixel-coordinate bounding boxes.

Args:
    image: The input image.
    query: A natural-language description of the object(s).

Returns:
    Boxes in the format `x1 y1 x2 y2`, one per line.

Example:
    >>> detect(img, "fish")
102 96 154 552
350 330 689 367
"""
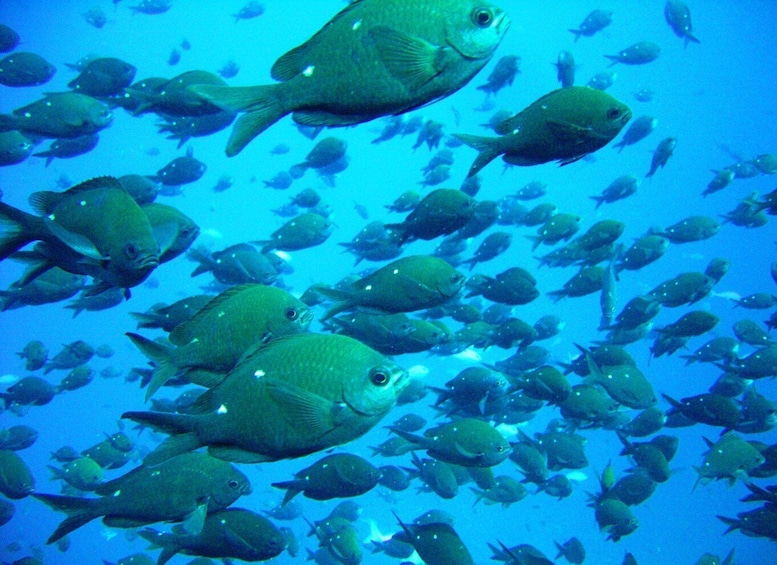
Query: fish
569 9 613 41
384 188 475 245
317 255 465 321
605 42 662 66
0 176 160 293
456 86 632 177
0 449 35 499
127 283 313 398
67 57 137 97
33 452 250 544
665 0 701 46
0 51 56 87
123 333 408 464
0 92 113 139
191 0 510 155
271 452 381 504
138 508 284 565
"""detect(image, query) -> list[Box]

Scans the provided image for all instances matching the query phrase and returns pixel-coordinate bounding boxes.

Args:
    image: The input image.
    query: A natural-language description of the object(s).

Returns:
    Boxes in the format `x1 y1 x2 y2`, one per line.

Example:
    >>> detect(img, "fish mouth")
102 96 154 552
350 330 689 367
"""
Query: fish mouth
137 255 160 270
299 308 315 326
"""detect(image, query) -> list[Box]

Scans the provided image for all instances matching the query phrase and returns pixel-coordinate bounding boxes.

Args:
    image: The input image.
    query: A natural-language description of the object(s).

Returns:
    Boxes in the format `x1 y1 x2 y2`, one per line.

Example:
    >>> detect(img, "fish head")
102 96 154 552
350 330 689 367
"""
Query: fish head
343 361 408 417
213 466 252 507
594 98 632 141
109 239 160 285
86 101 114 128
445 1 511 60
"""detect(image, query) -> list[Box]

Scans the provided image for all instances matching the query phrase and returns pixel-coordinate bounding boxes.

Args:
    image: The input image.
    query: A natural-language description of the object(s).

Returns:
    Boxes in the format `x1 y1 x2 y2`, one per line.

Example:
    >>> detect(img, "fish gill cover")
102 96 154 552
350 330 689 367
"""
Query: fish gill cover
0 1 776 564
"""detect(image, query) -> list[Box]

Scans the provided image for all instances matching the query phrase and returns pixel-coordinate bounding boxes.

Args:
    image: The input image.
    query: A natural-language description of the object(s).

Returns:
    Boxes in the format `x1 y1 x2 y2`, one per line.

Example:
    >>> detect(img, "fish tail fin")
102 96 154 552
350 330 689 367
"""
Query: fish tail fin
122 410 202 466
546 289 567 303
129 311 160 329
453 133 503 178
589 195 605 209
125 332 177 401
315 286 354 322
189 84 286 156
716 514 739 535
604 56 619 67
138 529 179 565
685 34 701 47
0 114 18 133
32 493 101 544
568 29 582 42
0 201 38 260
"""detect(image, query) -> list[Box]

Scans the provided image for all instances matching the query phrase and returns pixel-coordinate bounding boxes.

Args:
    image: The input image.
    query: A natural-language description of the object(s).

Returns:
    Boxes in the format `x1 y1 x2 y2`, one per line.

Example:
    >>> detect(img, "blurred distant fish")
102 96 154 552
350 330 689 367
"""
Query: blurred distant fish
0 52 56 87
605 42 661 66
129 0 171 15
569 9 613 41
191 0 510 155
233 1 264 22
665 1 700 46
476 55 520 97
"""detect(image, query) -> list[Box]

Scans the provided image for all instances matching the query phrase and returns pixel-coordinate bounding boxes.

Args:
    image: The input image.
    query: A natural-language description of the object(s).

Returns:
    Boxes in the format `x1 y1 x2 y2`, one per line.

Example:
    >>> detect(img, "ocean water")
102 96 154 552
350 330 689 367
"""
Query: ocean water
0 1 776 564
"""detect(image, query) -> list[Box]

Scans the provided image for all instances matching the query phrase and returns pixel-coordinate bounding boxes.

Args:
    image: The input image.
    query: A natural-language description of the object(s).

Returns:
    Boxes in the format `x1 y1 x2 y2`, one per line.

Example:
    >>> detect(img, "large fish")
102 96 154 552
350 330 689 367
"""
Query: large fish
127 284 313 399
456 86 631 177
33 452 251 544
192 0 510 155
0 177 161 293
123 333 408 464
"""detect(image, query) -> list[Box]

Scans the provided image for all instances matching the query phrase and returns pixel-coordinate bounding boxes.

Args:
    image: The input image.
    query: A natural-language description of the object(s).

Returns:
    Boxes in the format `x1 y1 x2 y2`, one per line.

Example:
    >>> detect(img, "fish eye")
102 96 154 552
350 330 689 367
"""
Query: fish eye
284 307 299 321
495 444 506 452
607 107 622 119
370 368 390 386
472 7 494 27
228 479 240 489
124 243 137 259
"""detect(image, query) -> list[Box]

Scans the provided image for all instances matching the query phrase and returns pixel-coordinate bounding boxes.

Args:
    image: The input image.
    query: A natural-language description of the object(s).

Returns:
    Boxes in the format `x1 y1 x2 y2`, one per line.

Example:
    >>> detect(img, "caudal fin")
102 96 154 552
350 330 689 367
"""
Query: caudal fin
122 410 203 465
452 133 503 178
0 201 38 260
32 493 101 544
189 84 287 156
125 332 178 401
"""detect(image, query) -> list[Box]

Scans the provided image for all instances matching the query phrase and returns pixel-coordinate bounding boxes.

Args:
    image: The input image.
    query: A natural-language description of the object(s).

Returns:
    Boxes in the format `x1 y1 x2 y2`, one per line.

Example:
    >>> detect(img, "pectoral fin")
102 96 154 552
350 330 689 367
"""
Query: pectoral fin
43 217 105 260
266 380 336 438
546 119 591 142
370 26 446 91
182 500 208 535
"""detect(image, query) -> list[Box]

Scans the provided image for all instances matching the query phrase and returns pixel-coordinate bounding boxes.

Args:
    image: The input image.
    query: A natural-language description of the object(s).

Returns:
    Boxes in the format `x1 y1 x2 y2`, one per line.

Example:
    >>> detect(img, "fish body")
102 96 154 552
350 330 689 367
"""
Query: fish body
0 92 113 138
456 86 631 177
124 333 408 464
0 51 56 87
34 452 250 544
569 9 613 41
605 42 661 66
192 0 510 155
665 1 700 46
319 255 465 320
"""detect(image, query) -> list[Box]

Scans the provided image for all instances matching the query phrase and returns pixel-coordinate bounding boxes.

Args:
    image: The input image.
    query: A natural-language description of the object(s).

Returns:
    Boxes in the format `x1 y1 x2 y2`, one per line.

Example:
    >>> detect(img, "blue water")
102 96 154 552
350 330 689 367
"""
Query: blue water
1 1 776 563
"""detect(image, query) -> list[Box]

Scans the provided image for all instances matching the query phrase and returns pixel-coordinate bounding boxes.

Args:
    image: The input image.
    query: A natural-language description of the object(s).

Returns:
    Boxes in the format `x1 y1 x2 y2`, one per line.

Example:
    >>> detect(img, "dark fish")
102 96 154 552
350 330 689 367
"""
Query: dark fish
192 0 510 155
0 449 35 499
128 71 227 117
218 59 239 78
17 340 48 371
233 1 264 22
68 57 137 96
605 42 661 66
32 134 100 167
83 6 107 28
555 50 576 87
385 189 475 245
613 115 657 152
0 92 113 139
569 9 613 41
394 512 474 565
654 215 720 243
594 497 638 541
139 508 284 565
124 333 408 464
188 243 278 285
456 86 631 177
272 453 380 504
646 137 677 177
150 147 207 187
257 212 334 253
318 255 465 321
48 457 104 491
467 266 539 306
0 130 35 166
665 0 700 46
555 537 585 564
0 52 56 87
128 284 312 398
0 176 160 292
587 70 617 91
0 24 20 53
129 0 172 15
476 54 520 96
591 175 640 208
33 452 250 544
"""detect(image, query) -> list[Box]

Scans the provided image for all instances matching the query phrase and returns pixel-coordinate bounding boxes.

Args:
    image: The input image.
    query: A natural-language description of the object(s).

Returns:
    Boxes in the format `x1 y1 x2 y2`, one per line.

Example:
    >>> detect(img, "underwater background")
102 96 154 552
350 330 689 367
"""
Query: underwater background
0 1 776 564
